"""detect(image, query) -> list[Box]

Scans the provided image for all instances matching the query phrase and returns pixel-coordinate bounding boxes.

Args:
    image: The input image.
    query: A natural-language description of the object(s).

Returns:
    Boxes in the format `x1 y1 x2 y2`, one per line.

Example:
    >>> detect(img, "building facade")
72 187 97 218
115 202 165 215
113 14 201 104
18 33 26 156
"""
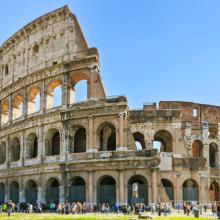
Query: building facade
0 5 219 206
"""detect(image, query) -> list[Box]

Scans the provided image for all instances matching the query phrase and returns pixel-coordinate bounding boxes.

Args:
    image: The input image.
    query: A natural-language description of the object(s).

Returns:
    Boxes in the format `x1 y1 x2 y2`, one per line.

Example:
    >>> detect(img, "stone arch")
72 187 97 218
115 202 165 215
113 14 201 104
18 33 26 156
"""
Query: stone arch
46 177 60 204
98 122 116 151
0 142 6 164
45 128 60 156
153 130 173 152
25 180 38 204
10 137 20 162
28 86 40 114
182 179 199 201
133 132 145 150
161 179 174 201
97 175 116 205
73 126 86 153
209 181 219 202
0 183 5 203
13 95 23 120
69 176 86 202
26 133 38 159
128 175 148 204
209 142 218 167
46 80 62 109
1 99 9 125
192 140 203 157
9 181 19 203
69 72 89 104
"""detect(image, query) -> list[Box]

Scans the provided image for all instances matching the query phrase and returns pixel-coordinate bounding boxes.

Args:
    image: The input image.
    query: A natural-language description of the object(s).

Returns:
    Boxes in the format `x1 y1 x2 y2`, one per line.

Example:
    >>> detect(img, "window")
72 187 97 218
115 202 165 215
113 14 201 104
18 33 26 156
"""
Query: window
193 109 198 117
5 65 8 76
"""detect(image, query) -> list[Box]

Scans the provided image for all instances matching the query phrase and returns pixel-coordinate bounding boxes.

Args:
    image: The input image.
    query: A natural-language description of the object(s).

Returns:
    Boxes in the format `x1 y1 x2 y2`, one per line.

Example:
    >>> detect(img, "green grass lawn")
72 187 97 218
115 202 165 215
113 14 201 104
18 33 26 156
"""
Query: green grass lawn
0 213 212 220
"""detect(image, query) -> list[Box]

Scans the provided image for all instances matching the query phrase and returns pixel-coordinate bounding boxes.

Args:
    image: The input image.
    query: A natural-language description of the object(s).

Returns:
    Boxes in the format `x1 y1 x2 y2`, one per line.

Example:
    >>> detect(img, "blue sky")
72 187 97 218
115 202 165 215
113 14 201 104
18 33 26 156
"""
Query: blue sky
1 0 220 109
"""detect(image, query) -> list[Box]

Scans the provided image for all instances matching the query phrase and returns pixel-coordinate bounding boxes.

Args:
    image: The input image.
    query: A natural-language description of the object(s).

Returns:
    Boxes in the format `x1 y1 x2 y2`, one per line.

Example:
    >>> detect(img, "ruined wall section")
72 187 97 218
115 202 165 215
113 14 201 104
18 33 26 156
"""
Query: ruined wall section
0 5 88 90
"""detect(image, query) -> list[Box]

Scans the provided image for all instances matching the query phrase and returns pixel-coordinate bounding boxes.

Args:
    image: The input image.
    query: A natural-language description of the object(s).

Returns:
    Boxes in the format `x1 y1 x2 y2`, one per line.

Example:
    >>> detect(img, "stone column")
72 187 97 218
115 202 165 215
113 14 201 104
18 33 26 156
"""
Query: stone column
119 170 125 205
62 73 70 108
5 179 9 202
20 130 25 165
151 168 158 204
38 175 46 203
22 87 28 118
202 121 209 167
88 171 94 208
59 185 65 203
87 116 96 152
40 80 46 113
8 94 13 123
19 179 25 203
117 112 125 150
0 100 1 126
88 70 95 99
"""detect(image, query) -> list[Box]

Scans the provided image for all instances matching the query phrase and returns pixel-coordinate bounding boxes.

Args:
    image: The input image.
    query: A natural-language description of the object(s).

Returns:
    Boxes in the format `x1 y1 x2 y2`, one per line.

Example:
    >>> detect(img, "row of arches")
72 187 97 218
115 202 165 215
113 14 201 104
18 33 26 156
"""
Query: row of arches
1 77 88 125
133 130 219 167
1 178 218 204
0 122 117 163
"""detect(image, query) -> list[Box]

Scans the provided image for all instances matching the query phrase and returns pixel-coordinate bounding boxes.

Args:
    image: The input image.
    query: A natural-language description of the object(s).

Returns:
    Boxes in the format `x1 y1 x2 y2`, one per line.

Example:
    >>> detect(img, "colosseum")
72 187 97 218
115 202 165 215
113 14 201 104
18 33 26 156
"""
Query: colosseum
0 5 219 207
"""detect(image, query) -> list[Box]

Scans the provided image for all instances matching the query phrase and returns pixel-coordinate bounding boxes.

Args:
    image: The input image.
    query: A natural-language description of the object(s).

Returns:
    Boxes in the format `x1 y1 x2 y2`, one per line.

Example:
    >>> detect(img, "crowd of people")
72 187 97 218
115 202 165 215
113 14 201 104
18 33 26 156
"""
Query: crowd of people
1 200 220 218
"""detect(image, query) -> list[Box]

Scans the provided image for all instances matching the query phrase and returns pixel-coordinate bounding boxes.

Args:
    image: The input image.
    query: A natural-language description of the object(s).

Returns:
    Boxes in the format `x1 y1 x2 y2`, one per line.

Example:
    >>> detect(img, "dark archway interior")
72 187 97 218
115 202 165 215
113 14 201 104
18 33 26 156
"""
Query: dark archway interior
74 128 86 153
133 132 145 150
154 130 173 152
192 140 203 157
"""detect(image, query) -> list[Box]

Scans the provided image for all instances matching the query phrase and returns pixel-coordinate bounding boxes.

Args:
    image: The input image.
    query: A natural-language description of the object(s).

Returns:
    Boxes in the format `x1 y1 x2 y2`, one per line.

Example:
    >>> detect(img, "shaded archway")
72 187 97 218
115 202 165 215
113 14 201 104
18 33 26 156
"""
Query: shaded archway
209 182 219 202
28 87 40 114
0 142 6 164
47 80 62 109
26 133 38 159
192 140 203 157
69 176 86 202
128 175 148 204
133 132 145 150
74 127 86 153
13 95 23 120
10 137 20 162
182 179 199 201
209 143 218 167
154 130 173 152
161 179 174 201
25 180 38 204
46 178 59 204
45 129 60 156
9 181 19 203
1 99 9 125
97 176 116 205
0 183 5 203
99 123 116 151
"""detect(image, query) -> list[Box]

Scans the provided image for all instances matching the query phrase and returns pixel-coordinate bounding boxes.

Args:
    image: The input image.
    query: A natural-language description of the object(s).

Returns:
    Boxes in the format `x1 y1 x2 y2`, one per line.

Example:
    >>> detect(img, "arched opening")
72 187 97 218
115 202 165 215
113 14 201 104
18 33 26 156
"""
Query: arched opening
45 129 60 156
9 181 19 203
209 143 218 167
47 80 62 109
28 87 40 114
46 178 59 204
182 179 199 202
26 133 38 159
192 140 203 157
10 137 20 162
153 130 173 152
69 177 86 202
1 99 9 125
74 127 86 153
13 95 23 120
97 176 116 205
70 73 89 104
133 132 145 150
99 123 116 151
25 180 38 204
128 175 148 204
0 183 5 203
209 182 219 202
0 142 6 164
161 179 174 201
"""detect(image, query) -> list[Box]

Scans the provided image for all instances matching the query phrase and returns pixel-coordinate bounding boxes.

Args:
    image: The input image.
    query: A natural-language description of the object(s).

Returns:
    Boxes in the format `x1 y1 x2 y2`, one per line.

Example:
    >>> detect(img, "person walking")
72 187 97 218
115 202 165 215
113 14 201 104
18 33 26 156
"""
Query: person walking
7 200 13 217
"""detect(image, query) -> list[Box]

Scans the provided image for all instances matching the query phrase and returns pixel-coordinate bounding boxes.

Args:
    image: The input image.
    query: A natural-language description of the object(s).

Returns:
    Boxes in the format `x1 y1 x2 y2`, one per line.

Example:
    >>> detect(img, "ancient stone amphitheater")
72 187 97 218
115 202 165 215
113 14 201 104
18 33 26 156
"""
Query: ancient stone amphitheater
0 5 219 206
